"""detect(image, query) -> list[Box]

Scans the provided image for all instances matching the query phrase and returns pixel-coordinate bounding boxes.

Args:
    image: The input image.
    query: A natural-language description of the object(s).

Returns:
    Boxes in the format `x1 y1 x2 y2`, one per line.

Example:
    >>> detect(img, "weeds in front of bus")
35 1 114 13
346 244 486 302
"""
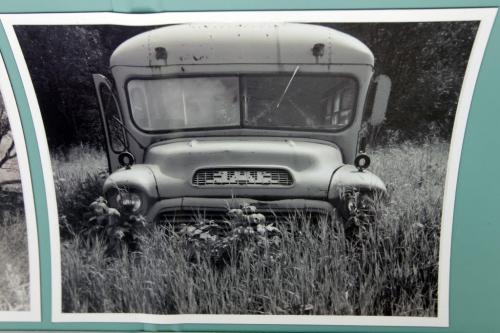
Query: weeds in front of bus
55 140 445 316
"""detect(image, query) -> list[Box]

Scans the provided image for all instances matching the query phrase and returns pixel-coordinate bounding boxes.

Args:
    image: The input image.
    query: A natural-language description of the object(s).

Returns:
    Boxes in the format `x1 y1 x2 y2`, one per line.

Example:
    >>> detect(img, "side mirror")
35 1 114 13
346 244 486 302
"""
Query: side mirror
369 74 391 126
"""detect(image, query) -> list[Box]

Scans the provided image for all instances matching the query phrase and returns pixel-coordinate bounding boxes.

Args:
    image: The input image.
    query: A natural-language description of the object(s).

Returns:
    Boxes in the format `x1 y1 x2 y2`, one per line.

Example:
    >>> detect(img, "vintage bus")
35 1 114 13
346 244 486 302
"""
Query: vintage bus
93 22 391 226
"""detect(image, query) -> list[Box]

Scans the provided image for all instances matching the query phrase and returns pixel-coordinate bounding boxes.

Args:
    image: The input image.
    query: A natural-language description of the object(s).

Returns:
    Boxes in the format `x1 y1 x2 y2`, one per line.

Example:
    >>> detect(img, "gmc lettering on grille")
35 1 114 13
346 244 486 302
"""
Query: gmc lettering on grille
192 168 293 186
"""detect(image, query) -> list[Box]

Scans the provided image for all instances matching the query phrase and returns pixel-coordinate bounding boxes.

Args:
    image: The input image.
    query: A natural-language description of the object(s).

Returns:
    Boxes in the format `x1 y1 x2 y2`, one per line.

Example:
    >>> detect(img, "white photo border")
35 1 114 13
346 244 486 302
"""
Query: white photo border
1 8 496 327
0 53 41 322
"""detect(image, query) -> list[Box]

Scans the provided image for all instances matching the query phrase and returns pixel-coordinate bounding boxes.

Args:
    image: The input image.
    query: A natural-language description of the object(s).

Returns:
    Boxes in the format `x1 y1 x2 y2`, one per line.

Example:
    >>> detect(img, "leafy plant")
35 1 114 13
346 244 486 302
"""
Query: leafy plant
82 196 147 256
175 203 282 267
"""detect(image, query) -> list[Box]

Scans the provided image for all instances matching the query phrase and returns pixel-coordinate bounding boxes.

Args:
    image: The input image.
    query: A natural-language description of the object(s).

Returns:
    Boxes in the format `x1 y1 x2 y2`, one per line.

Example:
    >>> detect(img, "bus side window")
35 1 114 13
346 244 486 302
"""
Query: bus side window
99 84 126 152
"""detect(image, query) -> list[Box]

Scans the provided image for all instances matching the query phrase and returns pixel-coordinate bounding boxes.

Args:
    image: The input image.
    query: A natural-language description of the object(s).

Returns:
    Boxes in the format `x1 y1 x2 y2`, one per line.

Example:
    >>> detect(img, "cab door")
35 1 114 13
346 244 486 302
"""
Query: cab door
92 74 128 172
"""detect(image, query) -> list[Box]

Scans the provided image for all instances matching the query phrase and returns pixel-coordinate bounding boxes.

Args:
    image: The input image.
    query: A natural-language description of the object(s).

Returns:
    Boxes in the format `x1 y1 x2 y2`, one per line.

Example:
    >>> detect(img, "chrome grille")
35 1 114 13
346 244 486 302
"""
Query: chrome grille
192 168 293 186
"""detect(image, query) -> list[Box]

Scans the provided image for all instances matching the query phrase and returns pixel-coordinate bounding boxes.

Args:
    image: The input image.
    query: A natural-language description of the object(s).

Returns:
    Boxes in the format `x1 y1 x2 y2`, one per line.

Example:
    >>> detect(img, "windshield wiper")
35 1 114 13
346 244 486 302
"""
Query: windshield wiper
273 65 300 112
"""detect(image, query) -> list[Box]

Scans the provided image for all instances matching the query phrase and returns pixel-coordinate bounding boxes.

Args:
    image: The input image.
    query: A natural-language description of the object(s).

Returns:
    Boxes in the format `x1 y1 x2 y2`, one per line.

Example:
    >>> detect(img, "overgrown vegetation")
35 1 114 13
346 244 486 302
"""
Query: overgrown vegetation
0 217 29 311
0 95 29 311
56 140 446 316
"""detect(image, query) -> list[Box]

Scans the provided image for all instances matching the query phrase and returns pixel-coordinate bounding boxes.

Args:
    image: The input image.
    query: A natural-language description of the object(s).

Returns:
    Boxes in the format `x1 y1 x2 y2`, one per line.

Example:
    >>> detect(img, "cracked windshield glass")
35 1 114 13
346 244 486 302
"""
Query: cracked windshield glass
244 75 357 130
128 75 356 131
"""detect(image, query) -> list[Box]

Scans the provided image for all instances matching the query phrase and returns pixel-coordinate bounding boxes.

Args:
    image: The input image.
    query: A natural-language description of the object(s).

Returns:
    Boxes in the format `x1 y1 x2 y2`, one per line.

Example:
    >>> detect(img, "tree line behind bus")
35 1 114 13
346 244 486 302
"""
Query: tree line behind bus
15 21 478 150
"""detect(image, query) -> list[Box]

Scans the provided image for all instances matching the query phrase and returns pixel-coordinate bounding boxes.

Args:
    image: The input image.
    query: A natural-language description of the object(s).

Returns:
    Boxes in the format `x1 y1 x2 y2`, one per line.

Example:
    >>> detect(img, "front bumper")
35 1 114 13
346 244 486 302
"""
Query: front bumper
146 197 334 224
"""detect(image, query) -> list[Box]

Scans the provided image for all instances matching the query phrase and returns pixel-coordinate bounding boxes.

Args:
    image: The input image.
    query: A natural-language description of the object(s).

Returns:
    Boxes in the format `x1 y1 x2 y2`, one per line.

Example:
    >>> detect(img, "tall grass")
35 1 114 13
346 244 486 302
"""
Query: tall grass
56 141 448 316
0 202 29 311
52 144 108 237
0 139 30 310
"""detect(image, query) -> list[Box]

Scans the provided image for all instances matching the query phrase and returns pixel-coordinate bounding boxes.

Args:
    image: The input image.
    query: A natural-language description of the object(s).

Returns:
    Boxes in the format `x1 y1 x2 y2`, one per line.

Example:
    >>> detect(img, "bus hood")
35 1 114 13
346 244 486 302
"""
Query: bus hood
144 137 344 199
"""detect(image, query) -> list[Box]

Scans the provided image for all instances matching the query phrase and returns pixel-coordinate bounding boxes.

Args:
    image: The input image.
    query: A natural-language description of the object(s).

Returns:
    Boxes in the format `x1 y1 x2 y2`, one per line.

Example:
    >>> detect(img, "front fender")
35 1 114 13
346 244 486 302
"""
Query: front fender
103 164 159 199
328 165 386 201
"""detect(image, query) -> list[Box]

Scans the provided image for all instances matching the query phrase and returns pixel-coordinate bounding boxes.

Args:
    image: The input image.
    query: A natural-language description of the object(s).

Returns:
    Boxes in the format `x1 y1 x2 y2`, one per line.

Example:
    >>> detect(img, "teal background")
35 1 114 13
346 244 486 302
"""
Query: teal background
0 0 498 332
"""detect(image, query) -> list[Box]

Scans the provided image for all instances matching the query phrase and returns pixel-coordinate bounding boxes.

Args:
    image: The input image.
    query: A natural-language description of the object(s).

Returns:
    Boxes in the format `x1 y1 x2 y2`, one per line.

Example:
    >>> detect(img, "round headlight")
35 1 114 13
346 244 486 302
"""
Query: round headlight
117 192 142 212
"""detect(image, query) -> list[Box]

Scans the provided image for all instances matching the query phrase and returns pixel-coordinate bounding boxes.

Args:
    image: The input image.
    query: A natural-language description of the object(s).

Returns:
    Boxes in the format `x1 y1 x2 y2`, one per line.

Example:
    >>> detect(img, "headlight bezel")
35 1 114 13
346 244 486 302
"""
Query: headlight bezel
107 187 148 214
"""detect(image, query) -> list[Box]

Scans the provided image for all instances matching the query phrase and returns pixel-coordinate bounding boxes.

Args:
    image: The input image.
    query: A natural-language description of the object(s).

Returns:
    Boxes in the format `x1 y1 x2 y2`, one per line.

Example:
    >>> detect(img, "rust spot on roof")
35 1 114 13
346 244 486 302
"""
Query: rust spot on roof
154 47 168 64
312 43 325 57
311 43 325 63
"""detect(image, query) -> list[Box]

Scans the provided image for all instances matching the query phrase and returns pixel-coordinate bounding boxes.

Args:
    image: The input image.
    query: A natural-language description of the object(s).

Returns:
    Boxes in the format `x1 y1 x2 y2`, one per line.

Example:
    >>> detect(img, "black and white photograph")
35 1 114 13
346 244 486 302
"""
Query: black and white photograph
3 9 495 326
0 79 29 312
0 53 40 320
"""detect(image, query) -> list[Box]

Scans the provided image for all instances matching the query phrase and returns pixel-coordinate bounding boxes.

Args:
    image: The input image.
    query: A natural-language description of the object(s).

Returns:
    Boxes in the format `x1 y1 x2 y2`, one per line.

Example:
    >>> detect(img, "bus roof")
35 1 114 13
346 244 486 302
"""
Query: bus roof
110 23 374 68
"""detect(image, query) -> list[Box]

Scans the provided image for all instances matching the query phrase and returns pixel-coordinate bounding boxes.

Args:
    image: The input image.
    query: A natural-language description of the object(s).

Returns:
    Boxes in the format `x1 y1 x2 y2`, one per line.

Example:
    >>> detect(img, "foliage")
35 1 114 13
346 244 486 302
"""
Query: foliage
331 21 478 144
0 96 16 173
176 204 282 267
0 95 28 311
0 197 29 311
52 144 108 238
73 195 284 263
80 196 147 257
57 141 446 316
15 25 157 148
15 22 478 148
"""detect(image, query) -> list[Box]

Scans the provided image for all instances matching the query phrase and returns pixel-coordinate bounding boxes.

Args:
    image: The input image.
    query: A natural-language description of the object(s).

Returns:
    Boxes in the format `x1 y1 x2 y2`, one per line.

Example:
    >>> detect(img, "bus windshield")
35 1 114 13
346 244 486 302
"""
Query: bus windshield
127 74 357 132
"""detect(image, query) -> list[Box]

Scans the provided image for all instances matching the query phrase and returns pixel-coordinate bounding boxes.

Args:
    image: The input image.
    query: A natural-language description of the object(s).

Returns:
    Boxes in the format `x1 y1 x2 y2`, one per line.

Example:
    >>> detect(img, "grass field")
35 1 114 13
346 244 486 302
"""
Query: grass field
55 141 448 316
0 177 29 311
0 112 30 311
0 218 29 311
